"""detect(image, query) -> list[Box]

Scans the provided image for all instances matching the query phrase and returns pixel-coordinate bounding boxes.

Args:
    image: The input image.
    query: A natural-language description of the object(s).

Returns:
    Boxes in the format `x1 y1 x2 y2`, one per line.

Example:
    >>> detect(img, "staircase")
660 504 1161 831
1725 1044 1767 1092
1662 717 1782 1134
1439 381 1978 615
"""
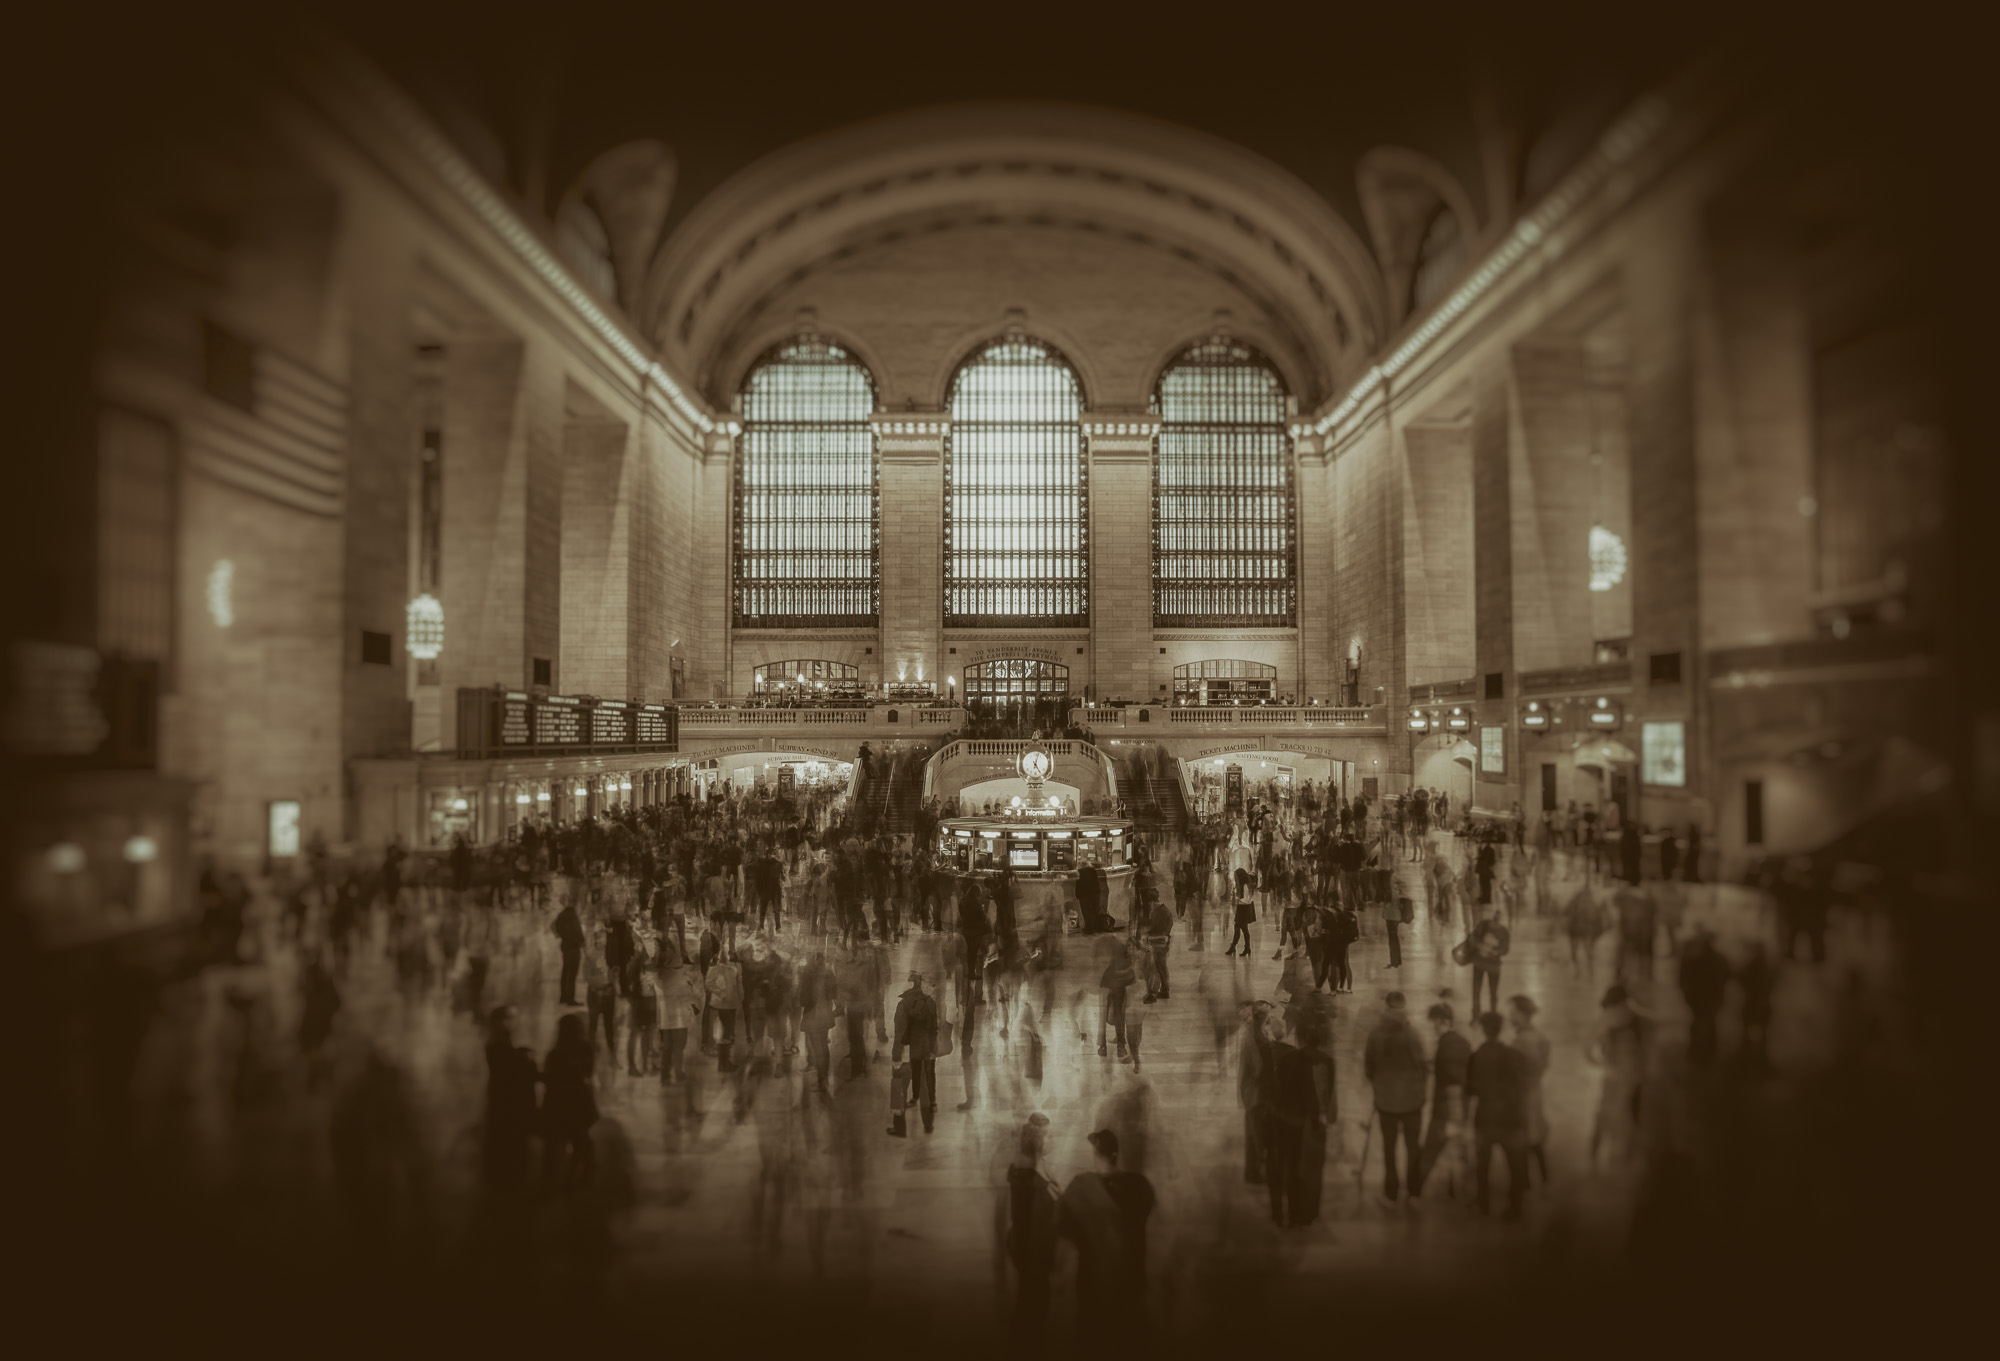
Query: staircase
851 748 928 836
1113 752 1190 836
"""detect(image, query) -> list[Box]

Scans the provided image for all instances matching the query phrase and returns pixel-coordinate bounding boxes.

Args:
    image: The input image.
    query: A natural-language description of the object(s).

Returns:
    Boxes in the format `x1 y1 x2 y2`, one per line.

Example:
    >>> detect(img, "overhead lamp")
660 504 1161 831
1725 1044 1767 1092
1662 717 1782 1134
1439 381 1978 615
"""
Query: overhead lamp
122 835 158 864
1589 525 1627 592
536 790 551 802
452 797 469 811
573 785 588 797
406 593 445 660
516 793 531 805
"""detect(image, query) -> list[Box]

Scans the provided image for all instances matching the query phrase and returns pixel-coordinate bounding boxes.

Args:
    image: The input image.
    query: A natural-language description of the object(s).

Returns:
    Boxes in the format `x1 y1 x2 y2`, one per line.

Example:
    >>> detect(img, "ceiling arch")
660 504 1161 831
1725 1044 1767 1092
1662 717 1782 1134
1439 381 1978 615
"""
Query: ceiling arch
642 102 1390 410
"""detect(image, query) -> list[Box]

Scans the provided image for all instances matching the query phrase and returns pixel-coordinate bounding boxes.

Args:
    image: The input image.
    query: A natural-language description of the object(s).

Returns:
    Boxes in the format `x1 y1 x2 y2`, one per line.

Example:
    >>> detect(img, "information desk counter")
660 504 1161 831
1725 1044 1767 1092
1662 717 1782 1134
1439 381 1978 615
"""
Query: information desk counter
937 815 1137 933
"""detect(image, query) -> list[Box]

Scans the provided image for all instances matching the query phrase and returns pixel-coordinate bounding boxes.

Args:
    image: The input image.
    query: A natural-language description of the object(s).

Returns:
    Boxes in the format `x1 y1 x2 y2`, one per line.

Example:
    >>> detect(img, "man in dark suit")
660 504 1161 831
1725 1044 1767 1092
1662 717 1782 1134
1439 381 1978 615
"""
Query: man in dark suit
1466 1010 1531 1221
891 968 940 1135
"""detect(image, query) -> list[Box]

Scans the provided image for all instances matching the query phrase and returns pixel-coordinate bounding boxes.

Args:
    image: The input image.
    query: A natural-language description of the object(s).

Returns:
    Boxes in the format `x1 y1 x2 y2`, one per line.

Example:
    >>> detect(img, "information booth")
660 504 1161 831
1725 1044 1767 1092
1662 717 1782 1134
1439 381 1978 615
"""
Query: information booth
935 811 1137 934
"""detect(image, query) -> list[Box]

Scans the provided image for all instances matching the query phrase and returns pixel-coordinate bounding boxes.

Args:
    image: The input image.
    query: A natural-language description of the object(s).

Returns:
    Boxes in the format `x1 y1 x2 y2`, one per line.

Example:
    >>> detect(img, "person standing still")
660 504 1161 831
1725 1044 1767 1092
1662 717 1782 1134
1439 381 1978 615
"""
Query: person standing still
1057 1130 1157 1349
890 968 940 1135
1409 1001 1470 1203
552 899 584 1005
1466 1011 1531 1221
1466 910 1511 1016
1363 991 1428 1205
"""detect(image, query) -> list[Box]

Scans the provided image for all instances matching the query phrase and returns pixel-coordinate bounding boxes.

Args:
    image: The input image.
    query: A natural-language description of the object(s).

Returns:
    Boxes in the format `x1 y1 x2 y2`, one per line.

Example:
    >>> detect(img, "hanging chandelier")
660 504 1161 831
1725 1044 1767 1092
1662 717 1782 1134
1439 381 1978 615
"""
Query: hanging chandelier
1588 524 1626 592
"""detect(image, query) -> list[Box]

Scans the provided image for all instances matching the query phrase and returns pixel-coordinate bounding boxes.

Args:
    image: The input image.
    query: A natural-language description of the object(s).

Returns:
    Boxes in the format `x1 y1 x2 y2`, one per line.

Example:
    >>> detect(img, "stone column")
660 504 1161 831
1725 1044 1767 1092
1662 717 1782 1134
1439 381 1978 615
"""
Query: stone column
1470 359 1518 813
874 416 947 692
1627 205 1702 822
1084 416 1158 702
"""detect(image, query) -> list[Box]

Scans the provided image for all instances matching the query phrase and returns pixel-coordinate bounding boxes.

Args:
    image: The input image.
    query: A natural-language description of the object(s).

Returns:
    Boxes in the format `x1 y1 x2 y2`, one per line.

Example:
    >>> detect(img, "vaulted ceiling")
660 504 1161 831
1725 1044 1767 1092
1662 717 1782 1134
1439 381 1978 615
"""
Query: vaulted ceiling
327 0 1711 405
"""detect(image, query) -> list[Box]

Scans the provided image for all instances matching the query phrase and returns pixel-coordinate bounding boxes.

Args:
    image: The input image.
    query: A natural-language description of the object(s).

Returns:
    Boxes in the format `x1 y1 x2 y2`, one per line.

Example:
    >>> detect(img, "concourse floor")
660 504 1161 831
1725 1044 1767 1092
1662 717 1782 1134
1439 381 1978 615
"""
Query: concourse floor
107 830 1884 1345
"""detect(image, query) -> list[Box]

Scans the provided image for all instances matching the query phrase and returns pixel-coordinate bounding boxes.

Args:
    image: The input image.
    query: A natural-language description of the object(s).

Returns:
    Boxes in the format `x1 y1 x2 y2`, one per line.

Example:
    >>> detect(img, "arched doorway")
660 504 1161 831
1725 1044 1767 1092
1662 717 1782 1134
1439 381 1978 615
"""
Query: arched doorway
962 659 1070 735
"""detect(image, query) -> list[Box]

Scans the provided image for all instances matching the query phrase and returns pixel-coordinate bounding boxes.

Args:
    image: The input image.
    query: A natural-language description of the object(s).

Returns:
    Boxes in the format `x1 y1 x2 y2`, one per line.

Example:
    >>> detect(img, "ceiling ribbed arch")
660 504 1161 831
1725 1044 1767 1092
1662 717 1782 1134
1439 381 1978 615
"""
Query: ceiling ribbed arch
642 103 1389 409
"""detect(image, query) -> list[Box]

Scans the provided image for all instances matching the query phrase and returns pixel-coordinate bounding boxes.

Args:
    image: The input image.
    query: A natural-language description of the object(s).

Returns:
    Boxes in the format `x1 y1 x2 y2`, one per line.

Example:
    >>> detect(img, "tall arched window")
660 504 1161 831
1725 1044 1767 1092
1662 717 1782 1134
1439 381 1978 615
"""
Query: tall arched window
734 338 878 627
1152 338 1296 626
945 338 1087 627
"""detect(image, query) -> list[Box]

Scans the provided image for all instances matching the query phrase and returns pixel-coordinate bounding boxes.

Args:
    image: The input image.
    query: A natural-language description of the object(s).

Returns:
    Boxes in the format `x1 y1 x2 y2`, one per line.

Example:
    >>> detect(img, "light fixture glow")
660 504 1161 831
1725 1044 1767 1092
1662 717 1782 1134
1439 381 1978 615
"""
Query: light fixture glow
407 593 445 660
451 797 468 811
47 842 85 873
573 786 588 797
516 793 531 805
206 560 235 628
122 834 158 863
1588 525 1627 592
537 790 550 801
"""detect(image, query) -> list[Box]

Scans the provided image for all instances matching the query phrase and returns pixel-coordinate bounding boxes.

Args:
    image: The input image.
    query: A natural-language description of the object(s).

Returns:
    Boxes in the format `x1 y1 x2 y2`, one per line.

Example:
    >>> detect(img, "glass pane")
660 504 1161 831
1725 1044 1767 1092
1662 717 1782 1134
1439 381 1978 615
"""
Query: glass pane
945 340 1086 627
735 340 878 626
1152 338 1296 627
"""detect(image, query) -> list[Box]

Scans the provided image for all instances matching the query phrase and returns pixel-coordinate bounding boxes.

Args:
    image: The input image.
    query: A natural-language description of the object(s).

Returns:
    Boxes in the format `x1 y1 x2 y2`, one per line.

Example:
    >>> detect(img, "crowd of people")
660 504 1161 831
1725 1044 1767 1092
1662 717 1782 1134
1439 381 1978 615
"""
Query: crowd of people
173 756 1847 1346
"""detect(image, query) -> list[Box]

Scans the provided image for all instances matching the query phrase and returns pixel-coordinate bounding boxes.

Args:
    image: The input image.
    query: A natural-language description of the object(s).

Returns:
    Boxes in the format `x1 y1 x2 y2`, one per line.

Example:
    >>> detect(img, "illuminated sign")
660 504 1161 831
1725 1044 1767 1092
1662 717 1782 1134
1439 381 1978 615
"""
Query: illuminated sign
268 800 301 858
1643 721 1686 787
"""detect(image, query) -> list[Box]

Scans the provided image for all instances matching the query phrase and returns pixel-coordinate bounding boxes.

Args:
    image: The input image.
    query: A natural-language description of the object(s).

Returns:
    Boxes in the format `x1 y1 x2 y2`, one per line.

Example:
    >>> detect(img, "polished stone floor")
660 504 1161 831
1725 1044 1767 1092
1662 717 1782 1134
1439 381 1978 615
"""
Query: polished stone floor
107 830 1890 1344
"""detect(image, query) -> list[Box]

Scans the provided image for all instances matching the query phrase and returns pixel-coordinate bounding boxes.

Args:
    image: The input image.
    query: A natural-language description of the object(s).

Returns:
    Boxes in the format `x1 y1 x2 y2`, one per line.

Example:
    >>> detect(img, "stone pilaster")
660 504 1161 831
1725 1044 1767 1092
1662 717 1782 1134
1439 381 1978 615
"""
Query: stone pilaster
1084 416 1158 702
875 415 947 690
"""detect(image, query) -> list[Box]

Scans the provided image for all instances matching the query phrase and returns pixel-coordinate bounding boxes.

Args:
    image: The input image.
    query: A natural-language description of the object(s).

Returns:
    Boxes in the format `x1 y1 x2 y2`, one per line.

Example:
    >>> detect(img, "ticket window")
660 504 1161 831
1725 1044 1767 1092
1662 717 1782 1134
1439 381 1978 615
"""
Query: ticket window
1008 836 1043 871
1078 834 1108 867
1047 834 1075 871
976 835 1000 870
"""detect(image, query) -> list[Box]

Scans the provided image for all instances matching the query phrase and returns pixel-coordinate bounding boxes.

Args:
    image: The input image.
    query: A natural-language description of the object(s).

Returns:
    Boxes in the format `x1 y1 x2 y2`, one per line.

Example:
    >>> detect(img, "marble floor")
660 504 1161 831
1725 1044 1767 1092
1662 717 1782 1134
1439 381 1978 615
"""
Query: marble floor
89 831 1895 1348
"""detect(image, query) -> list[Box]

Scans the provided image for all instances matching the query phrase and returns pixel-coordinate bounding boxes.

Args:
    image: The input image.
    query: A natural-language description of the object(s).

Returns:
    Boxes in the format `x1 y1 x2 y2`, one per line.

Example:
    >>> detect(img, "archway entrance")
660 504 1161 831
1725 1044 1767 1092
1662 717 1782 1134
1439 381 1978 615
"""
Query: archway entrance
963 659 1070 736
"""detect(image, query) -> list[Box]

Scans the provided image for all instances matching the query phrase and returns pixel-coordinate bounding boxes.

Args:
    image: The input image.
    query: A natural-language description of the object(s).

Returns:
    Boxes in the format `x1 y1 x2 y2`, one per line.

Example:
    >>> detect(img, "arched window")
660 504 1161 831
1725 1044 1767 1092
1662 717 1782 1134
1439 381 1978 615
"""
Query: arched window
1409 206 1465 314
946 338 1087 627
734 338 878 627
1152 338 1295 626
752 659 862 694
1173 659 1278 704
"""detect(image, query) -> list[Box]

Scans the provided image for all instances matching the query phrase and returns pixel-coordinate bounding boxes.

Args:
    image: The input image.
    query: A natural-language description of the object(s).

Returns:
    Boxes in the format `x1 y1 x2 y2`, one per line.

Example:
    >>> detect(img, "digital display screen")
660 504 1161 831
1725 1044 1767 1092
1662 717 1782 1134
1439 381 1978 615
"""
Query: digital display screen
1009 844 1041 869
1047 839 1075 870
1643 721 1687 787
